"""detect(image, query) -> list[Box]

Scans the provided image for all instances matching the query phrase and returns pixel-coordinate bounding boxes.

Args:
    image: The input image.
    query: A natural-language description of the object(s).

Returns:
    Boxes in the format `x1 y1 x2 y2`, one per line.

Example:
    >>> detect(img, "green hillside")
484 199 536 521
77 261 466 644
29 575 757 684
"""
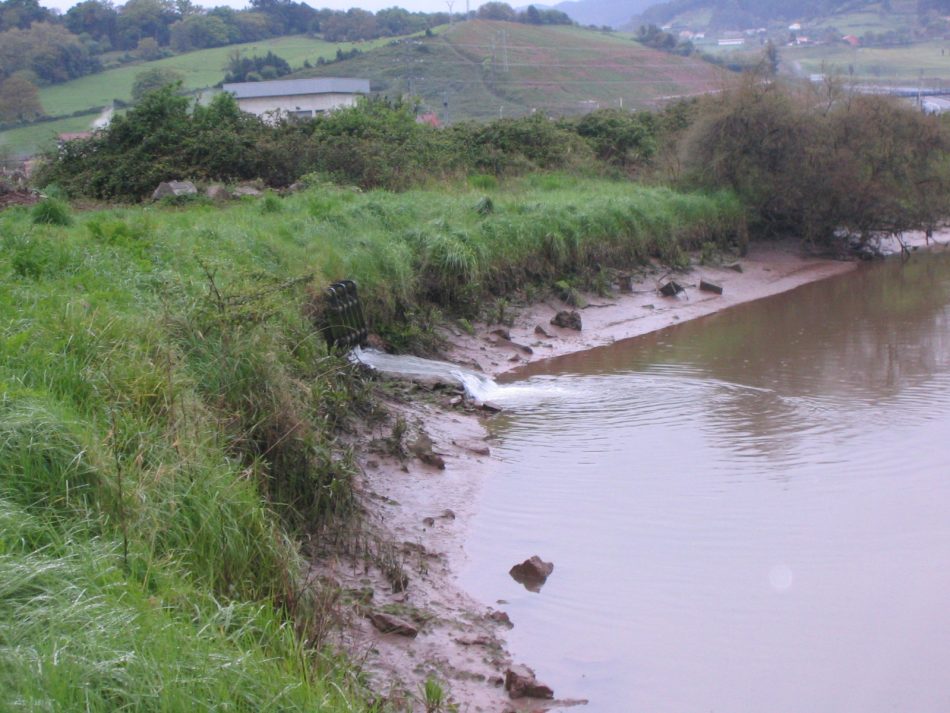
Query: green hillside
296 20 725 121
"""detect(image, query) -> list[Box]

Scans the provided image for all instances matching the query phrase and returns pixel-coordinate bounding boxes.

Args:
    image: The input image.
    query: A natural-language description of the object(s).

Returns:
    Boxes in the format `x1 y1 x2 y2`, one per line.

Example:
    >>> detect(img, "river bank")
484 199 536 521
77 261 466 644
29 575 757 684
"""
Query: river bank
332 231 943 712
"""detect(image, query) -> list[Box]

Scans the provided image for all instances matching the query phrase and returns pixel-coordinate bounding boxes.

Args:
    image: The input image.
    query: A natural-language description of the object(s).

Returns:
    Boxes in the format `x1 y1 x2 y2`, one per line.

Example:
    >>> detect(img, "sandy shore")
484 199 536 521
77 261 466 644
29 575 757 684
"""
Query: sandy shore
313 233 941 712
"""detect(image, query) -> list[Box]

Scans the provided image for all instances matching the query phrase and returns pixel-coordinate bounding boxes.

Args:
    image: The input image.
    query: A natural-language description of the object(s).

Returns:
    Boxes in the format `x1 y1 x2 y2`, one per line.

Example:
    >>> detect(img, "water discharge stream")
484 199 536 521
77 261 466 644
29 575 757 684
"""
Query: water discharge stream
450 252 950 713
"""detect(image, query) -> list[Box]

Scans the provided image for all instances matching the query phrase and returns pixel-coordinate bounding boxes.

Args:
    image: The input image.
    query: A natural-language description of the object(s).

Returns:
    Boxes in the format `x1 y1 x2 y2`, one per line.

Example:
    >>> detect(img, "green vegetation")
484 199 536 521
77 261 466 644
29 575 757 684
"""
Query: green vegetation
35 87 671 200
0 174 741 708
681 73 950 241
9 62 950 710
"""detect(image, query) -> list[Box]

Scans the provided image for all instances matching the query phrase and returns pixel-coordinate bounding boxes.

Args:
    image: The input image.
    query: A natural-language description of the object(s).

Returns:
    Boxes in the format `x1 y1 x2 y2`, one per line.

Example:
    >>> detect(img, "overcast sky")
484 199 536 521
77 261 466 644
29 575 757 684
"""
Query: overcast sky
39 0 498 16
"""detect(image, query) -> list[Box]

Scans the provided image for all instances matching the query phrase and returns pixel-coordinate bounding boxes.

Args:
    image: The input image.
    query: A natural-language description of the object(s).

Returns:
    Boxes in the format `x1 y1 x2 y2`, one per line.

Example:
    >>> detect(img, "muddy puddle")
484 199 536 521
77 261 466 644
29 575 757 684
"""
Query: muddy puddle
459 252 950 712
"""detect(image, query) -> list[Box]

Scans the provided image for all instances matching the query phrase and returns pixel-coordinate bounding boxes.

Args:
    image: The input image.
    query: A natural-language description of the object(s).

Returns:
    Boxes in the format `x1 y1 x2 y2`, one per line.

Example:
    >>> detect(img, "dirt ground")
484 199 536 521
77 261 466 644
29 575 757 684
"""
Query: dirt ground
313 232 944 712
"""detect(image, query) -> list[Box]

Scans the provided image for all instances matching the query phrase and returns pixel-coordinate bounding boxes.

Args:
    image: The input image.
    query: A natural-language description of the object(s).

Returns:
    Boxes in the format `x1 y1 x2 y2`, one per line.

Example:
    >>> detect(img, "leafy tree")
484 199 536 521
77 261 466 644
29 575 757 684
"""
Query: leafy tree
0 0 51 31
248 0 315 34
477 2 516 21
135 36 164 59
65 0 118 47
170 13 231 51
0 73 43 122
116 0 178 49
224 50 291 82
681 74 950 243
131 67 184 102
574 109 657 170
0 23 101 83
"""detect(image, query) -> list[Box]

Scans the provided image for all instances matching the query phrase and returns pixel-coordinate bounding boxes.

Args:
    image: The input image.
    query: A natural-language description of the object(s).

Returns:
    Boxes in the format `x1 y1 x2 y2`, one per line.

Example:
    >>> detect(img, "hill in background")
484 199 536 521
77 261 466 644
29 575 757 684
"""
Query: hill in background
539 0 658 29
296 20 725 121
630 0 950 32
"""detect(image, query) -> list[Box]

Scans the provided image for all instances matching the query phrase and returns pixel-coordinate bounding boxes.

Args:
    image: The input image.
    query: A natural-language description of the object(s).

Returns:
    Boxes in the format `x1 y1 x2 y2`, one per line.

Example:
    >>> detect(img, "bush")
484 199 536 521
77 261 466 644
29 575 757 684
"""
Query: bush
31 198 72 226
680 74 950 242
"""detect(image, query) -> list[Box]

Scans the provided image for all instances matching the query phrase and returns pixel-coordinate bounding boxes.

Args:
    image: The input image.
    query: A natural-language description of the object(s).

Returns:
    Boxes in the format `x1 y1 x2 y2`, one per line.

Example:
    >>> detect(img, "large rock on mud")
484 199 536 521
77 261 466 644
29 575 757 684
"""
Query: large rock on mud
551 310 582 331
509 555 554 592
505 664 554 699
368 611 418 638
152 180 197 200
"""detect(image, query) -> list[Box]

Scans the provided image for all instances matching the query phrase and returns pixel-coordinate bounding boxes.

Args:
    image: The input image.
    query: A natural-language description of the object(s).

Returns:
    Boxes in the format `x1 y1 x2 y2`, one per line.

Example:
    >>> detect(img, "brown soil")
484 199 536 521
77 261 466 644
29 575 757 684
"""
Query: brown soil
314 233 943 712
0 190 40 210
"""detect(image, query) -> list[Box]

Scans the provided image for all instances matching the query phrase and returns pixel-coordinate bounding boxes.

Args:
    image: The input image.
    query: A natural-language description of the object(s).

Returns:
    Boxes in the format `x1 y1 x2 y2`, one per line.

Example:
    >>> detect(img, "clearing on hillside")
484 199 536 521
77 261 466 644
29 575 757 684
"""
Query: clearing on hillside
297 20 726 121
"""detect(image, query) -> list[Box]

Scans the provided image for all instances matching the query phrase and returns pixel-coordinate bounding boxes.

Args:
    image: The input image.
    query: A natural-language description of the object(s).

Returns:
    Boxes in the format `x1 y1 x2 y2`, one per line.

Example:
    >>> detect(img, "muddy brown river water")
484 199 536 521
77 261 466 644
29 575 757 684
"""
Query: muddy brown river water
459 252 950 712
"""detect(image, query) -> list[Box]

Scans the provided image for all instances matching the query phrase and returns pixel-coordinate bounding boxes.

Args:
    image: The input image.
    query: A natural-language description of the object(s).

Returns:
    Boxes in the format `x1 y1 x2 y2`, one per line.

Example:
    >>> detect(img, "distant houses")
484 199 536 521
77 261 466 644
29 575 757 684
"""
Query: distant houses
222 78 370 120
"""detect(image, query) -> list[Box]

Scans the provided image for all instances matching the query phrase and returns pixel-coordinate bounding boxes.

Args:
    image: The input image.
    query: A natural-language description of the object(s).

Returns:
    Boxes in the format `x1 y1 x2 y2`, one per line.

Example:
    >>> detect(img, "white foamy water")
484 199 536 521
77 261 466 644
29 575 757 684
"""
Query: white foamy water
352 346 568 405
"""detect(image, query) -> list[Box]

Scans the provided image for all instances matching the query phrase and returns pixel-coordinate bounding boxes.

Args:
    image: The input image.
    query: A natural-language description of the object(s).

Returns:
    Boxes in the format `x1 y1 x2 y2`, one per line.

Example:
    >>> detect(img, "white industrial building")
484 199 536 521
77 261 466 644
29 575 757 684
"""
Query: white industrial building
222 78 370 120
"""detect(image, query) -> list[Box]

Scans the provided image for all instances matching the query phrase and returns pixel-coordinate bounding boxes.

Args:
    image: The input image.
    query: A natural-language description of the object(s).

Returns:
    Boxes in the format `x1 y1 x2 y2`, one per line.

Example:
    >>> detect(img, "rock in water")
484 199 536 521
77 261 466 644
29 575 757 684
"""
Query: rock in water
551 310 582 331
509 555 554 592
505 664 554 699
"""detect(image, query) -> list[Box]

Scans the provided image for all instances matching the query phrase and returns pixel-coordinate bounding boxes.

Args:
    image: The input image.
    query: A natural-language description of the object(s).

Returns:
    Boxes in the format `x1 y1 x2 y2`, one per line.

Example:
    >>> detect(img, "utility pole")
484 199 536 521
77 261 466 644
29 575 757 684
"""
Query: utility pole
502 29 510 72
446 0 455 23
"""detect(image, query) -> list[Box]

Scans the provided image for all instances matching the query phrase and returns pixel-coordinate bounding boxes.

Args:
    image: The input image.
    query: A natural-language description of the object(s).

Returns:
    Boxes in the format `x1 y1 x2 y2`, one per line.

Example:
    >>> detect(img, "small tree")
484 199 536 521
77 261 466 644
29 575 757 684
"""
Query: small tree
0 74 43 123
131 67 184 102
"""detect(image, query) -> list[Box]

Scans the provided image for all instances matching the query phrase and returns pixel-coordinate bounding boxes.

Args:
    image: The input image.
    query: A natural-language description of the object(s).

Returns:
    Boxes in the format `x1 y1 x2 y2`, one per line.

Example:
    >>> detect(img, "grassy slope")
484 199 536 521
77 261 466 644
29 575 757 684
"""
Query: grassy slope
0 177 740 709
0 115 97 160
40 34 400 117
0 34 403 157
297 20 726 120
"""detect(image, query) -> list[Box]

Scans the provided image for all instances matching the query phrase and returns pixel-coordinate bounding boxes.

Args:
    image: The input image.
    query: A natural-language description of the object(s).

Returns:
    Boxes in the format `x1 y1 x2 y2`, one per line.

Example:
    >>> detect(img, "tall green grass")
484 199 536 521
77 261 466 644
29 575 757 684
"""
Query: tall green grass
0 175 740 709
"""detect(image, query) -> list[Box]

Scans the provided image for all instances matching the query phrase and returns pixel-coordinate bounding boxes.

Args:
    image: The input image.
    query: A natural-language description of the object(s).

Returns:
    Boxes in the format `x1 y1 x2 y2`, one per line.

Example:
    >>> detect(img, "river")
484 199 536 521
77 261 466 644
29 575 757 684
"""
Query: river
459 251 950 712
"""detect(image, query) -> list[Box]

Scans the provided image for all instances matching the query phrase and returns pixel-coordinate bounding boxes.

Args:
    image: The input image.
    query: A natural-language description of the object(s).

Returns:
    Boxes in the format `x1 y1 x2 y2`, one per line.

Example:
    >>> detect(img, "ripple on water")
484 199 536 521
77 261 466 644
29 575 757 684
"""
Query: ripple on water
461 253 950 713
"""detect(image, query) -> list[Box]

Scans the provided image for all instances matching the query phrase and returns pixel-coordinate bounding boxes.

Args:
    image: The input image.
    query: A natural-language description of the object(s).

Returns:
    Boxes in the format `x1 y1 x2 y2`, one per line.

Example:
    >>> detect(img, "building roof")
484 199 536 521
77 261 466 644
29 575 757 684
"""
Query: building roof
223 78 370 99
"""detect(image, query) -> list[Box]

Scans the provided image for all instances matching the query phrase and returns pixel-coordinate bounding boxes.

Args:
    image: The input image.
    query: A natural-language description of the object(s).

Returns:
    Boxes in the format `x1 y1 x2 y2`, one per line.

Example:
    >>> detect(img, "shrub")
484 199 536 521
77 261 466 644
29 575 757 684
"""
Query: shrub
680 74 950 242
31 198 72 226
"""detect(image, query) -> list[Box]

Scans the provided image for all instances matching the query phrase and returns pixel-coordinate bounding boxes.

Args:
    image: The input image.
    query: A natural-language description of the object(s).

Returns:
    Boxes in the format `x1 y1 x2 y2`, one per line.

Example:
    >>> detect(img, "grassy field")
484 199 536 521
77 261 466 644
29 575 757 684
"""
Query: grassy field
784 39 950 83
0 114 100 158
810 0 918 34
297 20 726 121
0 175 741 710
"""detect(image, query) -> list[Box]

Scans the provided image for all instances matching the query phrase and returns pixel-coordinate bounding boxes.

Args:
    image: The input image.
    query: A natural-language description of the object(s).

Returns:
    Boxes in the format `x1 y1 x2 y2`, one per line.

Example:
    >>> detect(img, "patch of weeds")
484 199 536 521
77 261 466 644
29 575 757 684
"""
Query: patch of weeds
485 297 514 326
455 318 475 336
467 174 497 191
373 538 410 593
260 193 283 214
474 196 493 216
699 241 721 266
4 233 73 280
421 677 457 713
554 279 587 308
380 602 434 627
157 193 208 208
660 243 690 271
31 198 72 226
591 270 613 298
